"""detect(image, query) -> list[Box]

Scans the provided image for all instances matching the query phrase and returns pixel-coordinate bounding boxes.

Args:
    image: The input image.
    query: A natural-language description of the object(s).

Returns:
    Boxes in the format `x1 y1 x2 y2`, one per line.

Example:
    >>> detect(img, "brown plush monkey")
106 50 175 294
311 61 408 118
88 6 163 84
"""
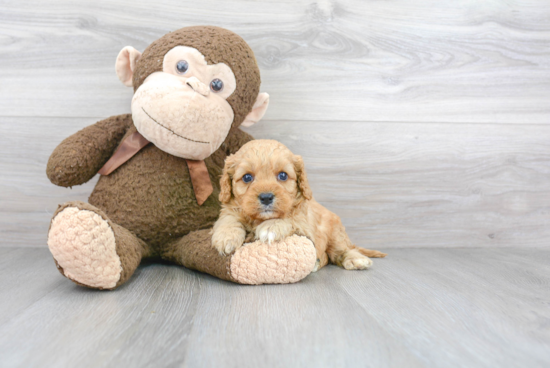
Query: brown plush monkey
46 26 316 289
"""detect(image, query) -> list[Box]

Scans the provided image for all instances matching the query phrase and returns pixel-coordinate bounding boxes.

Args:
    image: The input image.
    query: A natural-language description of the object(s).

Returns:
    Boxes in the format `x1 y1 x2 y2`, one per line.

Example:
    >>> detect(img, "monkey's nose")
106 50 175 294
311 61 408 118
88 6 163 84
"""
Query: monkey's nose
259 192 275 206
185 76 210 96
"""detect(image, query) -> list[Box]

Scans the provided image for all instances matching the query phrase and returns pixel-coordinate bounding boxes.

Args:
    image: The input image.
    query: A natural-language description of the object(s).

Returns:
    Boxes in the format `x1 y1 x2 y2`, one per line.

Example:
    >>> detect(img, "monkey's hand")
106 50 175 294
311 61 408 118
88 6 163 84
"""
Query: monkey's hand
47 114 132 187
255 219 294 244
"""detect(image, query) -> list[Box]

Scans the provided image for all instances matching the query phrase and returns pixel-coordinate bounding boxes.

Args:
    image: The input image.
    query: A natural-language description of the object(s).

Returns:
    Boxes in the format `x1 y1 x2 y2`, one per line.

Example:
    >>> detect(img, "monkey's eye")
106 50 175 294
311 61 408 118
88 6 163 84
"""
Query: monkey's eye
176 60 189 74
278 172 288 181
242 174 254 183
210 78 224 92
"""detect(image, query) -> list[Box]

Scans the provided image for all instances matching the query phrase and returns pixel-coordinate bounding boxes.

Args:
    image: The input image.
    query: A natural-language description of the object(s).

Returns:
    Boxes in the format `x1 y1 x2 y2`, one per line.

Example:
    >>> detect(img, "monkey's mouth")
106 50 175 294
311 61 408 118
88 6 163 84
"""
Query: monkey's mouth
141 107 209 144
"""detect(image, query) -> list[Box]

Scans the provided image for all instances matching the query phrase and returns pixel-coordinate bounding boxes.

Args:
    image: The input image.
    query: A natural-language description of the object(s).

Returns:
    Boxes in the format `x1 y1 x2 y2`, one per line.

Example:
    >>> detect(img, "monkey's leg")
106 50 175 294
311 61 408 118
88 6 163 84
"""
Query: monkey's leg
48 201 155 290
161 230 317 285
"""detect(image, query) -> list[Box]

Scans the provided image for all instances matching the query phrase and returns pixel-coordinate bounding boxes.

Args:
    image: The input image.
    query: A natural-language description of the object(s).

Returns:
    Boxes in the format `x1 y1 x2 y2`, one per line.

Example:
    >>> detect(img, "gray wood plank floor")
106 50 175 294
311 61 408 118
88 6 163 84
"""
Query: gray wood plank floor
1 247 549 368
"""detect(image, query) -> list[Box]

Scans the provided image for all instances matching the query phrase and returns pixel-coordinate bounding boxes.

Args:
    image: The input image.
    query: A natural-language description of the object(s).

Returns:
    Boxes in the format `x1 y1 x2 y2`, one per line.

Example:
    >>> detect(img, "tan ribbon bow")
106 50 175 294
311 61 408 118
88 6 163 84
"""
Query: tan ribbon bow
185 159 214 206
98 131 213 206
98 131 150 176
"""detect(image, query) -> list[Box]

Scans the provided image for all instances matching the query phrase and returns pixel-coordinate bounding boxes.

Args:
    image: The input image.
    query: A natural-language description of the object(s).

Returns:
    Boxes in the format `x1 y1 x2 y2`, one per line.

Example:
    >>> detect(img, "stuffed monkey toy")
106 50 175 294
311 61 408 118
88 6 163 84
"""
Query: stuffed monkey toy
46 26 316 289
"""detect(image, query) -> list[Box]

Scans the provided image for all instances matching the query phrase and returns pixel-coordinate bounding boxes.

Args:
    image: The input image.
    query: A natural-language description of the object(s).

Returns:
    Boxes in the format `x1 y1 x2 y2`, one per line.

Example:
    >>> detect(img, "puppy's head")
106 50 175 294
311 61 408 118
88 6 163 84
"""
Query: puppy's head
219 140 312 221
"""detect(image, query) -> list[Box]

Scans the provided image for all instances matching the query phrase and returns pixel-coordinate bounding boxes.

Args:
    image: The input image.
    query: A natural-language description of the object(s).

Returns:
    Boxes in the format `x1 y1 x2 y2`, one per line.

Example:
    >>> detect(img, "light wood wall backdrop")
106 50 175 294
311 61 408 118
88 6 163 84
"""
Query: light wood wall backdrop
1 0 549 248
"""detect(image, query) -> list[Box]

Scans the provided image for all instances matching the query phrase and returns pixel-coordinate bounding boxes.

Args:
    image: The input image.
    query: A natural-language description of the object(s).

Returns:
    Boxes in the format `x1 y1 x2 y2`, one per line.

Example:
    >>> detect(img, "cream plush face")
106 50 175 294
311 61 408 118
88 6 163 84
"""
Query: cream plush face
130 46 236 160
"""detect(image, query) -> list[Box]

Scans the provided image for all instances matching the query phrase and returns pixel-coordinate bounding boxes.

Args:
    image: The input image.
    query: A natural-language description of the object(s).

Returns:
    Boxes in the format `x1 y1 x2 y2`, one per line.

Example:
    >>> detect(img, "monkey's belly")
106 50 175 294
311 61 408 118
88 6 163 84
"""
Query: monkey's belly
88 144 221 248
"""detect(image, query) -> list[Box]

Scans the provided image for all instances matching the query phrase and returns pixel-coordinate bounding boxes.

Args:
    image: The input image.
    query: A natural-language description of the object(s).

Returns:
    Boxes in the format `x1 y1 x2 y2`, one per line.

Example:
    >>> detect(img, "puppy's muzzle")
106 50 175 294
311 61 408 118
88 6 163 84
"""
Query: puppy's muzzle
259 192 275 206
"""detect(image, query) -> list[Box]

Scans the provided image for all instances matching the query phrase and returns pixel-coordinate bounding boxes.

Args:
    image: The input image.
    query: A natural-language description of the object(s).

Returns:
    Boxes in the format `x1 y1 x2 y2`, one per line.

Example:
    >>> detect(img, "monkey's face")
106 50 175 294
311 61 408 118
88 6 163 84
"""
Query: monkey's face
116 26 270 161
131 46 236 160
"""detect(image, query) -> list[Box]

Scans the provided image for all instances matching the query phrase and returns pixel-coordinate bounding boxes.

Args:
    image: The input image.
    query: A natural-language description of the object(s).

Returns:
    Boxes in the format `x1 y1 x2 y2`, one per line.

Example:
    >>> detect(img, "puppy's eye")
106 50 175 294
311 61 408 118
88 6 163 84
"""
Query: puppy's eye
242 174 254 183
176 60 189 74
278 172 288 181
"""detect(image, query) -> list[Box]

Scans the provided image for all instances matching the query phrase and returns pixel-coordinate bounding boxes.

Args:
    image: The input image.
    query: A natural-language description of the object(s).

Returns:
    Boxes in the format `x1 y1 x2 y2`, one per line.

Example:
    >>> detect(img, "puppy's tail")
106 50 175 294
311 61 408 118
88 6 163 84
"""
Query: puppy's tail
357 247 387 258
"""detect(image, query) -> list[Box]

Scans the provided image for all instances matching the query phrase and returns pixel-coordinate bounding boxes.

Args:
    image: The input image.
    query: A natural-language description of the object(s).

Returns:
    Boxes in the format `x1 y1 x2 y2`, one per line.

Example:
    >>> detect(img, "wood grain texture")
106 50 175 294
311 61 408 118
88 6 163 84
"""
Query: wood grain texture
0 116 98 248
1 2 549 366
0 247 549 368
2 116 549 248
1 1 549 248
0 0 549 123
245 120 550 248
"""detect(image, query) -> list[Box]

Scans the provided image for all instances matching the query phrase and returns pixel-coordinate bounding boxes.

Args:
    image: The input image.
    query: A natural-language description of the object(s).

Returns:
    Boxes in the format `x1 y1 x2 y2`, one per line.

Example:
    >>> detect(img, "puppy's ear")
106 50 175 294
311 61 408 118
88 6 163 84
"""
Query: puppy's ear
294 155 312 200
219 155 236 204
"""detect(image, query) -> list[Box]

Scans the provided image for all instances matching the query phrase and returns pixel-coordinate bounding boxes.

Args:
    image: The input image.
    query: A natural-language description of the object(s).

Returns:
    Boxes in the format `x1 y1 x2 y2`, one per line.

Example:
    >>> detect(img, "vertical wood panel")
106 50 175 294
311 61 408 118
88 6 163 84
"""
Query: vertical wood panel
0 0 549 248
2 117 549 248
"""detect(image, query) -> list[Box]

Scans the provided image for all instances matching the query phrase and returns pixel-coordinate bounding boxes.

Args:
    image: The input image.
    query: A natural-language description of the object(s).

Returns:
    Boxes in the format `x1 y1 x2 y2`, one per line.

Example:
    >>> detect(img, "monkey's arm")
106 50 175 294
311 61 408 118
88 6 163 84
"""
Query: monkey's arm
224 128 254 156
47 114 133 187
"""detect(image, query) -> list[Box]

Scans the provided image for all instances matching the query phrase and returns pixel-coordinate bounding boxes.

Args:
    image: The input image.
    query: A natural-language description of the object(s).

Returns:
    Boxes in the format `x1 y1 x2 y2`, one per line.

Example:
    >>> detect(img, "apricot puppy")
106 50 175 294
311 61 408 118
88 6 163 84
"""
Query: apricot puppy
212 139 386 271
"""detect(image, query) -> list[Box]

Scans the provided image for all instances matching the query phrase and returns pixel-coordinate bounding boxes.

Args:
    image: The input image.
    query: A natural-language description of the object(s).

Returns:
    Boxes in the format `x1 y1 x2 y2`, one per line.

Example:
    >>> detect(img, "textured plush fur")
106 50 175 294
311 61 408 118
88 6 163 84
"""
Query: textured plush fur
48 115 252 249
213 140 387 270
46 27 314 289
132 26 261 136
49 206 122 289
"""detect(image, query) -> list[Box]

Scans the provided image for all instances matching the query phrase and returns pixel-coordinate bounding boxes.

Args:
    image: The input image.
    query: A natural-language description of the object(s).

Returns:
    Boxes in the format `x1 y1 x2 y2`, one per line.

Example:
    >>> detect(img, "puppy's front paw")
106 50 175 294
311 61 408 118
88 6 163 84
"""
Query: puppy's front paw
212 227 246 255
255 219 293 244
341 250 373 270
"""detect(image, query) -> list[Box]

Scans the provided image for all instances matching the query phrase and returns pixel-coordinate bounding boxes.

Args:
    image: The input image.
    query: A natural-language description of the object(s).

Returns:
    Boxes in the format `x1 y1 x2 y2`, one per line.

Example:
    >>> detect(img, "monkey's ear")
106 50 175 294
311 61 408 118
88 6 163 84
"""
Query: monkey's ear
115 46 142 87
241 93 269 128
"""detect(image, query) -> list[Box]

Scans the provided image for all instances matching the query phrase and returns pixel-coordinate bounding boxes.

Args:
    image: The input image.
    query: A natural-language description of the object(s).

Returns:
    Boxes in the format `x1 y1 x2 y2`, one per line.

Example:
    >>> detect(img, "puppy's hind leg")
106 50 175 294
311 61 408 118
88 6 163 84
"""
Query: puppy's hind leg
326 218 386 270
338 248 373 270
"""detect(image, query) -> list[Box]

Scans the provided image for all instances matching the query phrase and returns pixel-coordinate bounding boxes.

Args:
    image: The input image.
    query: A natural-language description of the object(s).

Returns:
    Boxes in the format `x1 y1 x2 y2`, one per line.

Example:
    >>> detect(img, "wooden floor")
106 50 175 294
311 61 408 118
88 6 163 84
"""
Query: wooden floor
1 247 549 368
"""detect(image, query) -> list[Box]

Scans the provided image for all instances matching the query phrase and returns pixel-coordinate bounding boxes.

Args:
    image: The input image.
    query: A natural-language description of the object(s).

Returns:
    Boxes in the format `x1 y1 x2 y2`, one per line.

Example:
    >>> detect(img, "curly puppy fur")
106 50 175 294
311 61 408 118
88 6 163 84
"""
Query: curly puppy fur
212 140 387 271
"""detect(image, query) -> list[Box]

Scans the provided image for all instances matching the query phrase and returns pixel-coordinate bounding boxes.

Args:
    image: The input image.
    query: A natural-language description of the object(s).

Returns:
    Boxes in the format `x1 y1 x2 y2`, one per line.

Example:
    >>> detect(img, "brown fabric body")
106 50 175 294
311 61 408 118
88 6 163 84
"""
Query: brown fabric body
160 229 236 282
84 119 253 252
97 132 213 206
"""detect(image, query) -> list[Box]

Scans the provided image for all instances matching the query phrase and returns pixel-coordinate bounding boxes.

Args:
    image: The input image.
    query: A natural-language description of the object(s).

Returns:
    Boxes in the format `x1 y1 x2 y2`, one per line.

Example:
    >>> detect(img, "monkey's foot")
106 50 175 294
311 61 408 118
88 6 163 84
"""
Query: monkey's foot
48 204 122 289
230 235 317 284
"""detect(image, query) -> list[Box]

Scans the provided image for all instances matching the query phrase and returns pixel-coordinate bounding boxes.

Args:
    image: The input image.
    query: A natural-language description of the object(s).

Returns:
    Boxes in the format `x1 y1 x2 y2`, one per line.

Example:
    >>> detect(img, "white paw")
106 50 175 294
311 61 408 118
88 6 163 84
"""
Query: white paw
342 255 373 270
258 229 278 244
255 220 292 244
312 259 321 272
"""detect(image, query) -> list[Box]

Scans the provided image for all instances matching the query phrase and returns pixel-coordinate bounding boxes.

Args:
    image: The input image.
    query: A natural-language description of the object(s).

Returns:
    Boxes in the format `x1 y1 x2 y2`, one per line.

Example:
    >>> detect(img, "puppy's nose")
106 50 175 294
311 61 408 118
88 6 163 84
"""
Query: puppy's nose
259 192 275 206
